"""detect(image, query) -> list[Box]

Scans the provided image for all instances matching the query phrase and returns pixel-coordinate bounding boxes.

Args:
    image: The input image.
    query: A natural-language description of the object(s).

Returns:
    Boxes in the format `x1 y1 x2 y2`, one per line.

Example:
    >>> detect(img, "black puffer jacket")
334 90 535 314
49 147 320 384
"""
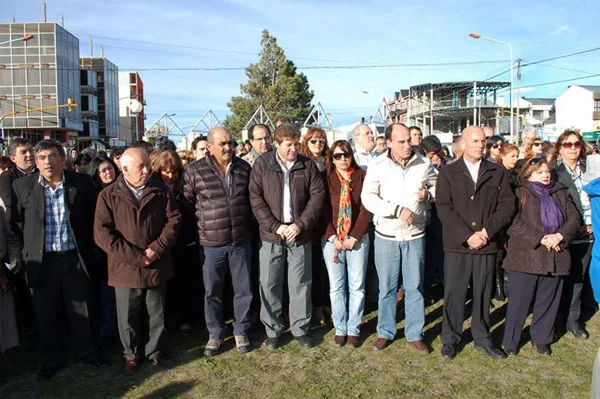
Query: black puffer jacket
183 155 252 247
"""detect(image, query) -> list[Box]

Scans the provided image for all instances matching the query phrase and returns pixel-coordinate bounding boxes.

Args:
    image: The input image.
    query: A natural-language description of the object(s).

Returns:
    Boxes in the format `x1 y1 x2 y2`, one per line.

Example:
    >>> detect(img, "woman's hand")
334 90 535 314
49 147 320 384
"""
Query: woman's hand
343 237 358 250
333 238 344 250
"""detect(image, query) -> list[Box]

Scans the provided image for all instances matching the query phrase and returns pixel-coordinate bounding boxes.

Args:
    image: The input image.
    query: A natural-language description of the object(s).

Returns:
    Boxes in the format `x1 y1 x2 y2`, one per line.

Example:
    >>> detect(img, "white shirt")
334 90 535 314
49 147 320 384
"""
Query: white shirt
275 152 295 223
463 157 482 184
354 146 378 170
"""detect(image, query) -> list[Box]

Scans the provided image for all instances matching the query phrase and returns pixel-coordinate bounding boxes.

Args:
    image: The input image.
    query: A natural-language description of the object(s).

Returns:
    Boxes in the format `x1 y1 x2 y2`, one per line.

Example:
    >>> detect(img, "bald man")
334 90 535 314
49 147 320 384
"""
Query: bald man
183 127 254 356
436 126 515 360
94 147 181 375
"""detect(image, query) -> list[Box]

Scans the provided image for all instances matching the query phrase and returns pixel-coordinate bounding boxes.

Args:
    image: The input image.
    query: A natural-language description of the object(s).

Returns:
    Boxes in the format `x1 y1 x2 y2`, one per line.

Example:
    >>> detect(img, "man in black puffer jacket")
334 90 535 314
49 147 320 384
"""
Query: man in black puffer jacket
183 127 253 356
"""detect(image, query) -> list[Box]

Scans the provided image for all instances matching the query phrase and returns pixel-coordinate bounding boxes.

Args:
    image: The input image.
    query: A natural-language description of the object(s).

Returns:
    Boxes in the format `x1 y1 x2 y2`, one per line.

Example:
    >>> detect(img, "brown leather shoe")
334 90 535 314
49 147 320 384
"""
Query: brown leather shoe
334 335 346 347
373 337 391 351
124 359 139 375
347 336 359 348
409 340 432 354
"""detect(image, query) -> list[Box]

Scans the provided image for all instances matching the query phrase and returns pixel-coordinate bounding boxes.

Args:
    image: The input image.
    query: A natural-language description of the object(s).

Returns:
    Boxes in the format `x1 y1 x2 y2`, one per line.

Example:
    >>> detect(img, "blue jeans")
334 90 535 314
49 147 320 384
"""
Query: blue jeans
374 235 425 342
322 235 369 337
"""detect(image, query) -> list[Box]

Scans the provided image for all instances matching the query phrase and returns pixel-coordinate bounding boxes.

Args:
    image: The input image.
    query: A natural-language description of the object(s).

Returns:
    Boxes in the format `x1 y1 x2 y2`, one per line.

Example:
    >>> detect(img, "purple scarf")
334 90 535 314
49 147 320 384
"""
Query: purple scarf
526 181 564 234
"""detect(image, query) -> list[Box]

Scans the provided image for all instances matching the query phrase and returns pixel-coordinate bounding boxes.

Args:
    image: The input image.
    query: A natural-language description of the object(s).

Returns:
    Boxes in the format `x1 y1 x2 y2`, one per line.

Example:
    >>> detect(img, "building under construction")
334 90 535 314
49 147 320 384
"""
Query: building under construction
407 81 510 135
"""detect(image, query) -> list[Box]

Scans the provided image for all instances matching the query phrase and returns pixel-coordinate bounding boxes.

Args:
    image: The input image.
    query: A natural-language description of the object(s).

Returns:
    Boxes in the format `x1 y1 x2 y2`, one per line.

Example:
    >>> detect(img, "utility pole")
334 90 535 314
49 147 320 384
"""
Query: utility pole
516 59 522 146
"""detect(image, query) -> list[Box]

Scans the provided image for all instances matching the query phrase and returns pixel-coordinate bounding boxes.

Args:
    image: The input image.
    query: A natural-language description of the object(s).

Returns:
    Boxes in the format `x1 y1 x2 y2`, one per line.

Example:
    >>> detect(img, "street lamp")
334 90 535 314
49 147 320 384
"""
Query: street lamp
469 32 514 143
0 34 34 47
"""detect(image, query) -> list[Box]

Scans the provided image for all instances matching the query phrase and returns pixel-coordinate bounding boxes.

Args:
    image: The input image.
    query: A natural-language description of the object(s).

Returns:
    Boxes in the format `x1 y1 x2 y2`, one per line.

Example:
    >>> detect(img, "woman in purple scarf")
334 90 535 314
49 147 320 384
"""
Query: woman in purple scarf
502 158 581 356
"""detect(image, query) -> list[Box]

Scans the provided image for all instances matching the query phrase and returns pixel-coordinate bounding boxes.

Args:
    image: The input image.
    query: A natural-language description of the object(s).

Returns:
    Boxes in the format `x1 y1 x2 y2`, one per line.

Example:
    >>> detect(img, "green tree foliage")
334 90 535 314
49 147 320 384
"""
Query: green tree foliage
224 30 314 137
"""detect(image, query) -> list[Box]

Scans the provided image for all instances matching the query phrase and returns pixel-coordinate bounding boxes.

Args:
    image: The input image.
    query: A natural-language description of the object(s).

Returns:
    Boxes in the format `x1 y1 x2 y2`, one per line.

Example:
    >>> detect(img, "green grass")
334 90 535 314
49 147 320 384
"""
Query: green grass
2 299 598 398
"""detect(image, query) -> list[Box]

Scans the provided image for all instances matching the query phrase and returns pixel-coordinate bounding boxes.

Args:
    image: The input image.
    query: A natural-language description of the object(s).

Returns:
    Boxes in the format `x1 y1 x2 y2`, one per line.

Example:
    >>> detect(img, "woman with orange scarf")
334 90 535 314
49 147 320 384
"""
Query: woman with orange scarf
322 140 373 348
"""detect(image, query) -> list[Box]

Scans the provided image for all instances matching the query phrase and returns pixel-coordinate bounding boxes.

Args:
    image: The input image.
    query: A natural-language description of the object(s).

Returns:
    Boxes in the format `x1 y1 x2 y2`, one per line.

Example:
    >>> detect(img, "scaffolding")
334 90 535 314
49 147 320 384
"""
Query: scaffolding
408 81 509 135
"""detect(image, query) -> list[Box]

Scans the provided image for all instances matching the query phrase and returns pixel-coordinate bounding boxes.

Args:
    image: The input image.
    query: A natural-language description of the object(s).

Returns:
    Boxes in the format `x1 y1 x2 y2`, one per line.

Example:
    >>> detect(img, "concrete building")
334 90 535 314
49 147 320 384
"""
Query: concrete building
80 57 119 142
118 71 145 143
519 97 555 126
0 22 83 143
80 68 99 138
407 81 509 136
555 85 600 137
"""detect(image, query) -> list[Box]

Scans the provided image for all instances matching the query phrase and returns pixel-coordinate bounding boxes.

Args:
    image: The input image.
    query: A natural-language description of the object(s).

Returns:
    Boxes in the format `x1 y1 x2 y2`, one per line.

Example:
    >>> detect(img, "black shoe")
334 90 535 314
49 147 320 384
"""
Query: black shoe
474 343 507 360
569 325 589 340
441 344 456 360
532 342 551 356
503 347 518 356
37 362 65 382
295 335 313 349
83 354 110 368
264 337 280 350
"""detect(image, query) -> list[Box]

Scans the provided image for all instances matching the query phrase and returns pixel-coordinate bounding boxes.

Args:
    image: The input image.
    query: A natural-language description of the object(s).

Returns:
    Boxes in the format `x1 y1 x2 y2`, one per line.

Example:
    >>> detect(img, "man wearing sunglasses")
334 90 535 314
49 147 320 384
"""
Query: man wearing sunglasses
362 123 437 353
242 124 272 167
436 126 515 361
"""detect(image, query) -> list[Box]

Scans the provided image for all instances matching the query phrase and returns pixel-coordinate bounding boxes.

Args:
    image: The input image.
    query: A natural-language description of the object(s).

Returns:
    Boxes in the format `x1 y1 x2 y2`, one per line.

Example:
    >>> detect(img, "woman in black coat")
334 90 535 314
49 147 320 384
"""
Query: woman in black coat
502 158 580 356
88 155 119 342
152 150 200 336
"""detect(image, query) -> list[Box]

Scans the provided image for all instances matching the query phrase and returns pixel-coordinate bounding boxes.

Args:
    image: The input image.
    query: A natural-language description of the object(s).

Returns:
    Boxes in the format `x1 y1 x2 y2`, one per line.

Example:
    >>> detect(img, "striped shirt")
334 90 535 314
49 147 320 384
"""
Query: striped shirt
39 174 76 252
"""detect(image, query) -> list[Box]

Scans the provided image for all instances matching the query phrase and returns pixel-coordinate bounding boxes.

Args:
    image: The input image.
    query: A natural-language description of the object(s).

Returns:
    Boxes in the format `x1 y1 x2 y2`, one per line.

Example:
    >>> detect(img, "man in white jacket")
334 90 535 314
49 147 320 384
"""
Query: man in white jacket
362 123 437 352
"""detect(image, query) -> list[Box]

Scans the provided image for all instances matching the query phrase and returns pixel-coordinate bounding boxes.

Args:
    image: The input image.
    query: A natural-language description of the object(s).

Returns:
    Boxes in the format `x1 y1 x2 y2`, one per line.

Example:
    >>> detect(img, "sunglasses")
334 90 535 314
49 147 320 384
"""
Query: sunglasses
561 141 582 149
310 138 326 145
332 152 351 161
491 144 501 149
524 157 544 170
533 142 543 147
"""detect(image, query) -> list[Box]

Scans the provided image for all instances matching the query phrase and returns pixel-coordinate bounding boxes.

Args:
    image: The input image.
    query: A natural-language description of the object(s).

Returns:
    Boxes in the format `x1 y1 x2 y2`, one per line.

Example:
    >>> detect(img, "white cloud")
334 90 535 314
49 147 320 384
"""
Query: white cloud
552 25 571 35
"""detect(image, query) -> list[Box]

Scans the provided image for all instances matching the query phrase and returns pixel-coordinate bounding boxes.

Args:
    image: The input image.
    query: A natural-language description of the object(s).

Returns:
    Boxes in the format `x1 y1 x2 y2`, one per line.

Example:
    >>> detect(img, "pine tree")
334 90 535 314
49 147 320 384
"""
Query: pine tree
224 30 314 137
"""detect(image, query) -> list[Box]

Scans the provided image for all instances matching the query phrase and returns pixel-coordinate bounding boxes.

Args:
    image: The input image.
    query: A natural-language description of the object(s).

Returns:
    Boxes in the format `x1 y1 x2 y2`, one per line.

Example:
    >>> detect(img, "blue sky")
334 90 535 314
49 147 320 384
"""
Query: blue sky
2 0 600 131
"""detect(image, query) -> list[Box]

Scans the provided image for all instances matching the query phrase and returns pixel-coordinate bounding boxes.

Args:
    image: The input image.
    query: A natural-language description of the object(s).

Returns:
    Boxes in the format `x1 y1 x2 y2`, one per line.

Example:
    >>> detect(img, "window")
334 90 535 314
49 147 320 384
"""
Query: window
595 99 600 112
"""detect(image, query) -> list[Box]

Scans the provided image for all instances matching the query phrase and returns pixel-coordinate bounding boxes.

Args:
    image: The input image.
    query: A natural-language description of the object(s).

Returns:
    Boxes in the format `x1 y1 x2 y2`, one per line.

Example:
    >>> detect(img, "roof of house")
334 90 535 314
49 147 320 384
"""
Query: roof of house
393 90 409 100
575 85 600 92
522 97 555 106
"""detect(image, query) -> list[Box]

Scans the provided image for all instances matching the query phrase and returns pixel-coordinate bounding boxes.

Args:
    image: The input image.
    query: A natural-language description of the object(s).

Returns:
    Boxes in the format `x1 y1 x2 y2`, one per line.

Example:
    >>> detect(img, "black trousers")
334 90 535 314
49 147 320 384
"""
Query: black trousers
115 284 166 361
31 251 97 365
441 252 495 346
502 270 563 350
562 242 592 329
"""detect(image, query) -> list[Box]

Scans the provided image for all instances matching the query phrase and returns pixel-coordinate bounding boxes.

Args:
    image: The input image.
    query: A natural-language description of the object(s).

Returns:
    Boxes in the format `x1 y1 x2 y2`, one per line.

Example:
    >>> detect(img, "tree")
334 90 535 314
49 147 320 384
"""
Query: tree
224 30 314 137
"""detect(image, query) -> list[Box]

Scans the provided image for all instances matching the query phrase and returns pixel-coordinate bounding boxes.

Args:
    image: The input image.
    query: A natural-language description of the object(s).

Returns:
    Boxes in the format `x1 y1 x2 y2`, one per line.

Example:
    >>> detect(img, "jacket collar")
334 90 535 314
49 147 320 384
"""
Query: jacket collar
264 150 307 173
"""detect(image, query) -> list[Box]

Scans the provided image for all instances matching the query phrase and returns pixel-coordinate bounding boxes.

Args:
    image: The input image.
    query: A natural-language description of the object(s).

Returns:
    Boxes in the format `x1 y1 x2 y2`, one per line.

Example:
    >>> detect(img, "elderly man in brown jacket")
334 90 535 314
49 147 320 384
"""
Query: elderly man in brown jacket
94 148 181 375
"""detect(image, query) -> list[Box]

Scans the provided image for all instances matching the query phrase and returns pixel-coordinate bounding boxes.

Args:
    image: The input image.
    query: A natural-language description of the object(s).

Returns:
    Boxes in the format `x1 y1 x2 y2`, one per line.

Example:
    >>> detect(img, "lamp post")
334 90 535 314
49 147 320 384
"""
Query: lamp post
0 34 34 47
118 96 143 142
469 32 514 143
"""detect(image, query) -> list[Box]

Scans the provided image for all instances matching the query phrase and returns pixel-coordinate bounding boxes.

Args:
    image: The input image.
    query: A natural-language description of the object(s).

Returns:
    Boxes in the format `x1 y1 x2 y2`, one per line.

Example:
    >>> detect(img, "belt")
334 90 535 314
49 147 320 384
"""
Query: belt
44 250 77 256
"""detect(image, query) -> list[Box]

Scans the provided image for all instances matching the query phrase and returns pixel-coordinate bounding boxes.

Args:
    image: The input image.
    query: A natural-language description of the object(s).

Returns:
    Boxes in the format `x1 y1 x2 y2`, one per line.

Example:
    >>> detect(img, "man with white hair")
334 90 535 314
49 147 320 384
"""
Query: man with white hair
520 130 539 158
352 124 377 170
94 147 181 375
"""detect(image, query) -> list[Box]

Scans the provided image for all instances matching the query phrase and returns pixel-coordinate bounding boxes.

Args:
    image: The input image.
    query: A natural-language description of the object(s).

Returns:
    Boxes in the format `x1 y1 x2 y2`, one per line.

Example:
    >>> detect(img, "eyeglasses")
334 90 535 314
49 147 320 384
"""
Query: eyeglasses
533 142 543 147
561 141 582 149
310 138 326 145
491 144 501 149
332 152 351 161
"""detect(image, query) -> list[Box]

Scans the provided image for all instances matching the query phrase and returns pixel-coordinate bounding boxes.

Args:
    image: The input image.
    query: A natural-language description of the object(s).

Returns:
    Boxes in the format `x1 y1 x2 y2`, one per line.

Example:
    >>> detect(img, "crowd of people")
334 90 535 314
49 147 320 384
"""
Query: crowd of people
0 120 597 383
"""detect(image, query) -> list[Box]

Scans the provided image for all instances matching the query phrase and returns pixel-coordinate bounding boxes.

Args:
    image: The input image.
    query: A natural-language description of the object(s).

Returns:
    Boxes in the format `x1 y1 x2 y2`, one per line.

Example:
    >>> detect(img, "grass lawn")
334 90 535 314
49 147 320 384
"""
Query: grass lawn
2 298 598 398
